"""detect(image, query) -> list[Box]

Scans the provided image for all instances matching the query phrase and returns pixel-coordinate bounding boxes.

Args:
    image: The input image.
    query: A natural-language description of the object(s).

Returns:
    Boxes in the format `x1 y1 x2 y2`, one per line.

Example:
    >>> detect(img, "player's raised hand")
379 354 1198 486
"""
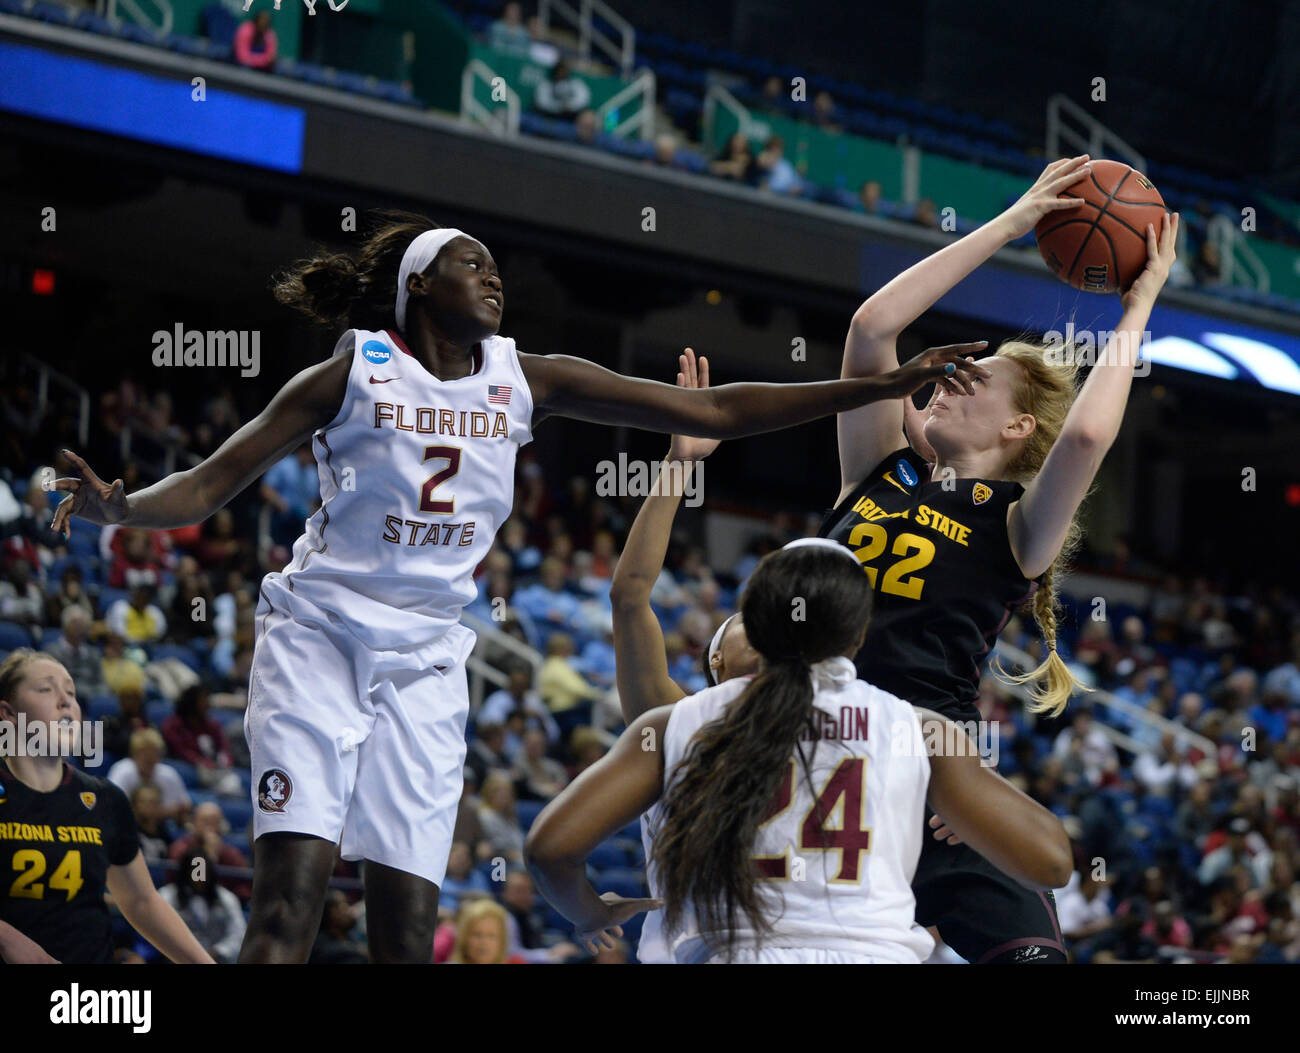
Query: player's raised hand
996 155 1091 241
50 450 130 537
573 892 663 954
874 341 991 401
1121 211 1179 311
929 813 962 846
667 348 721 463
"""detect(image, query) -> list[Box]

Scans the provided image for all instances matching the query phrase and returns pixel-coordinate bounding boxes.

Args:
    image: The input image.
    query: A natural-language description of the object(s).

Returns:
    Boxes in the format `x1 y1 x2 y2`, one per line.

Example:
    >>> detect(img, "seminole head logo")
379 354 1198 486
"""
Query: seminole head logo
257 769 293 813
972 483 992 506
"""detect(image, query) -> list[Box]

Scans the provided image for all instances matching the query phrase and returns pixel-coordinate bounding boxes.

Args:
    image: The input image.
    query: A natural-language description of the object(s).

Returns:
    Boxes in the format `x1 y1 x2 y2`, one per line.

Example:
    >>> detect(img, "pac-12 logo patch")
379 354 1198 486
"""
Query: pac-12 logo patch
895 459 918 487
972 482 992 505
361 339 392 365
257 769 293 813
80 792 96 810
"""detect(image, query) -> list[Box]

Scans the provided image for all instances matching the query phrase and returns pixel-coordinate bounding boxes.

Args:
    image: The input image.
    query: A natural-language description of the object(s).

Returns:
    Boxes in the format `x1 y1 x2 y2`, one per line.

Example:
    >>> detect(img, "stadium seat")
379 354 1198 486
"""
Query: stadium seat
85 694 120 722
586 840 627 870
149 642 202 673
0 621 33 650
144 698 173 727
169 759 198 788
515 798 546 830
219 798 253 831
38 626 60 649
31 0 71 25
593 868 646 899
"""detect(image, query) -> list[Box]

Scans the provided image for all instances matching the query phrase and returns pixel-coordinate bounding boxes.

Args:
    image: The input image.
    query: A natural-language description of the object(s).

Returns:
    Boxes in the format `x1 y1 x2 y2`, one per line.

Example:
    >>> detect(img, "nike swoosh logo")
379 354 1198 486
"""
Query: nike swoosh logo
881 471 910 494
368 376 398 384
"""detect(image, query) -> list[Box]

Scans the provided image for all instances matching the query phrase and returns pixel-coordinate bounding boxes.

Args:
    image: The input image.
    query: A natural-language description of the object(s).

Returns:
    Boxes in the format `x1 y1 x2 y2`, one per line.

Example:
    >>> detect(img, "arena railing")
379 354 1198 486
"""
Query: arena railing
993 639 1218 760
460 55 521 136
539 0 635 78
1046 93 1147 175
598 66 656 141
17 351 90 448
101 0 174 37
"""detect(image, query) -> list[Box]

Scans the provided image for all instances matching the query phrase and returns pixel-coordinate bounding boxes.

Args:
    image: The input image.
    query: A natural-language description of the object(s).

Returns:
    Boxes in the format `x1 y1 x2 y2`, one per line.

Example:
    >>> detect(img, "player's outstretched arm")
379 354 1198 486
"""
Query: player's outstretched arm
610 349 719 722
106 852 216 963
520 345 985 441
51 354 350 536
1008 214 1178 578
0 918 59 963
525 708 669 951
919 709 1073 890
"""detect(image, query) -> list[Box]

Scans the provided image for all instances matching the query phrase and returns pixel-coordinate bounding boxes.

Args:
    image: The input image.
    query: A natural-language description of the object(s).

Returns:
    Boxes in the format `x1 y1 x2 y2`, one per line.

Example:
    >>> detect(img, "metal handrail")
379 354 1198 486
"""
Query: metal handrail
1209 213 1270 293
702 82 758 148
460 57 521 137
598 67 655 140
1046 93 1146 173
461 610 542 714
103 0 174 36
539 0 635 77
18 352 90 447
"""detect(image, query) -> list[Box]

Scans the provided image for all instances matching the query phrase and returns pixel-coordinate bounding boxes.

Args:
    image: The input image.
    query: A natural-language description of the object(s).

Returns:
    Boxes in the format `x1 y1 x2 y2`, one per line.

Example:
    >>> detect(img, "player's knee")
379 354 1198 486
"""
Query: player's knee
371 914 435 964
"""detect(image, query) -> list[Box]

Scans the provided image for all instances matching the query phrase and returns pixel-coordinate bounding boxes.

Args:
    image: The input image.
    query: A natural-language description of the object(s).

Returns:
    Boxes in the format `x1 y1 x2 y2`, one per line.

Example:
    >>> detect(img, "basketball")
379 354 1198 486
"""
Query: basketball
1035 159 1168 293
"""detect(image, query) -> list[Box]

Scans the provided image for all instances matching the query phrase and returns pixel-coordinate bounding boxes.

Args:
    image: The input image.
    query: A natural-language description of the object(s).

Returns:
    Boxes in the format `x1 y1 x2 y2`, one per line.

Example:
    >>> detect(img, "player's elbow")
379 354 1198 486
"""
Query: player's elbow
1029 824 1074 890
848 304 894 345
1057 424 1109 456
609 577 653 611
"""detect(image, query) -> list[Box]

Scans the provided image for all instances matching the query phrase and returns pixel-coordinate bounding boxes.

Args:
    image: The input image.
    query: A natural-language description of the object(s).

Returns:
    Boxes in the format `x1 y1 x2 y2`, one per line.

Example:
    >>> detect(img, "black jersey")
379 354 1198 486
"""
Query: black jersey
0 761 139 963
819 447 1040 720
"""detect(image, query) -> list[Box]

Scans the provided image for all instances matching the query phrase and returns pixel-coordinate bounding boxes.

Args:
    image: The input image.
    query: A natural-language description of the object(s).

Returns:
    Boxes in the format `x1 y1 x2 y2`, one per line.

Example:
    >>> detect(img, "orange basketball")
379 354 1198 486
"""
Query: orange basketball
1034 159 1167 294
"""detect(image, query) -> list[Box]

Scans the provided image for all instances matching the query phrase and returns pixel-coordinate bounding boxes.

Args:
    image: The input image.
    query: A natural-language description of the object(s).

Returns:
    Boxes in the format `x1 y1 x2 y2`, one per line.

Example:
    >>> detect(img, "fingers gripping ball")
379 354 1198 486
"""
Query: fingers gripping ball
1035 159 1167 294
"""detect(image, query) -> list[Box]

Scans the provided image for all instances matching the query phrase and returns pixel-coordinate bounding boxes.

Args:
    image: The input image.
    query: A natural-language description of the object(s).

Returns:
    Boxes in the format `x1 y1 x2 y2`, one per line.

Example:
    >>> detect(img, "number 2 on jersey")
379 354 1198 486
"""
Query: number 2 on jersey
847 523 935 600
753 757 872 883
419 445 461 514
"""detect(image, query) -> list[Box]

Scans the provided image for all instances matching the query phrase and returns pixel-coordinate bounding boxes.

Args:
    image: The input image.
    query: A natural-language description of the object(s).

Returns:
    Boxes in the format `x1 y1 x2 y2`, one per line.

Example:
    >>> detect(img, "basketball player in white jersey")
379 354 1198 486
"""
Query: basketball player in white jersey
526 540 1072 963
49 211 984 963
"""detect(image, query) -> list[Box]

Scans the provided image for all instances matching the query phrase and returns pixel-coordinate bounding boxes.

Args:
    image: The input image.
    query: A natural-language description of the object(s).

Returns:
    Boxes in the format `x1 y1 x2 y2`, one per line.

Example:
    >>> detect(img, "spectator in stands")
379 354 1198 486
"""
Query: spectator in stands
45 564 94 628
513 727 568 802
859 179 884 216
500 867 580 962
480 661 559 745
162 685 241 797
1133 732 1199 796
107 527 165 590
46 605 107 701
649 133 687 171
756 74 786 115
910 197 942 231
157 851 246 964
532 60 591 121
488 2 532 57
309 890 368 964
1056 868 1113 943
1199 817 1270 888
169 801 252 901
568 725 608 774
167 558 216 647
539 632 603 741
753 135 803 196
108 727 192 824
476 769 526 863
573 108 601 148
195 508 247 580
233 10 278 73
708 132 754 185
101 632 147 700
440 841 490 913
449 898 524 964
810 91 841 133
1192 240 1222 285
1263 632 1300 705
102 685 149 760
512 557 582 646
1052 707 1118 787
261 443 318 548
107 584 167 645
131 784 176 863
0 557 43 637
465 720 511 788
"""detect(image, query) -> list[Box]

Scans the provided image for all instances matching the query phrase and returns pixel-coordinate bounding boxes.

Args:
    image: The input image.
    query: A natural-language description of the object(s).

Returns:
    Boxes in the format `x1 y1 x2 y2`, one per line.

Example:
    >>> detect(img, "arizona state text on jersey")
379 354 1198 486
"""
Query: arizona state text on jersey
819 448 1040 720
0 761 138 963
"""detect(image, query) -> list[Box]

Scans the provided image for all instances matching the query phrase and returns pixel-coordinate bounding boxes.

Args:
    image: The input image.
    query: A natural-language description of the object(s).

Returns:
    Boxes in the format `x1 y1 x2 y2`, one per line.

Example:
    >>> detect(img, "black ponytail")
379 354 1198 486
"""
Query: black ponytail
272 209 438 331
651 545 871 960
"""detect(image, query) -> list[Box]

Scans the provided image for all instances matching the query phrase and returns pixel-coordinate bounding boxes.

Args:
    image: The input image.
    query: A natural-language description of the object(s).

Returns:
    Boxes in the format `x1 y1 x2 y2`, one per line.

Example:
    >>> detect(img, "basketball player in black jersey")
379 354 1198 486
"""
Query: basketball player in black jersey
818 156 1179 962
0 651 212 963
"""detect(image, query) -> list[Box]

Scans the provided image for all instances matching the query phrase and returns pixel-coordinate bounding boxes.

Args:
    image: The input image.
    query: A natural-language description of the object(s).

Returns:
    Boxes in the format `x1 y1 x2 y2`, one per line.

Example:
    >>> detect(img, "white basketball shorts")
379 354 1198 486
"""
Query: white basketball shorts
245 587 475 887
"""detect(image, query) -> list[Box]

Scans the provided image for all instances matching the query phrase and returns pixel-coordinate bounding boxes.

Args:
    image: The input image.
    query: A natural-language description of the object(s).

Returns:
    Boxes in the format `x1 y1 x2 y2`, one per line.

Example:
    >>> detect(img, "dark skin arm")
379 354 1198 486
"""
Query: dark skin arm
520 345 983 439
51 354 350 535
919 709 1073 889
524 708 669 949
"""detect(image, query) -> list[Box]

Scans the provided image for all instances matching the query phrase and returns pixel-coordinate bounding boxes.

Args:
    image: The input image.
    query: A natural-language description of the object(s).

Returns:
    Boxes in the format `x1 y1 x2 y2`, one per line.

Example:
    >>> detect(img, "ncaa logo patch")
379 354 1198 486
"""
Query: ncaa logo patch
895 459 918 487
257 769 293 814
361 339 392 365
973 482 992 505
80 792 96 810
0 781 6 805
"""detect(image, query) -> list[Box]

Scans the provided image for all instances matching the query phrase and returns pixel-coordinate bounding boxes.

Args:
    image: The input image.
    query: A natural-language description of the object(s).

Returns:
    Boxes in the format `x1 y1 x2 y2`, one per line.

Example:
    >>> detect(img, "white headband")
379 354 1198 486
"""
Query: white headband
706 613 739 687
782 537 860 564
394 228 485 332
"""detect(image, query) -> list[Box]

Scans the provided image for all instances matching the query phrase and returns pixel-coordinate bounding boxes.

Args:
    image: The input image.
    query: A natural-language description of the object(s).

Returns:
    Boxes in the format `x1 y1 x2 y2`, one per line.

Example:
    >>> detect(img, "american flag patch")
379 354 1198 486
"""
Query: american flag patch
488 384 512 405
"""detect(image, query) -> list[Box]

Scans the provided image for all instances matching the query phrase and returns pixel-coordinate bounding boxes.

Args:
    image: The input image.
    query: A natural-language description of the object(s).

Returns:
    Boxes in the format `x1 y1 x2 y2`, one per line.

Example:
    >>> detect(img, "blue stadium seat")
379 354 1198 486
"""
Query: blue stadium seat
38 626 60 649
0 621 33 650
0 0 30 17
144 698 173 727
149 642 201 673
169 759 198 788
515 798 545 830
74 11 115 35
85 694 119 722
219 798 253 831
587 840 627 870
31 0 71 25
594 868 645 899
97 586 129 613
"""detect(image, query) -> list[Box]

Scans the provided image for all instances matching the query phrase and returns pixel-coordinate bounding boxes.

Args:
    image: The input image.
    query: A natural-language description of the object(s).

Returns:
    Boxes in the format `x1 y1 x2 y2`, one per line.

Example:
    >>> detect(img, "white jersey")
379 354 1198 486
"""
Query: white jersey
642 657 934 964
260 327 533 650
